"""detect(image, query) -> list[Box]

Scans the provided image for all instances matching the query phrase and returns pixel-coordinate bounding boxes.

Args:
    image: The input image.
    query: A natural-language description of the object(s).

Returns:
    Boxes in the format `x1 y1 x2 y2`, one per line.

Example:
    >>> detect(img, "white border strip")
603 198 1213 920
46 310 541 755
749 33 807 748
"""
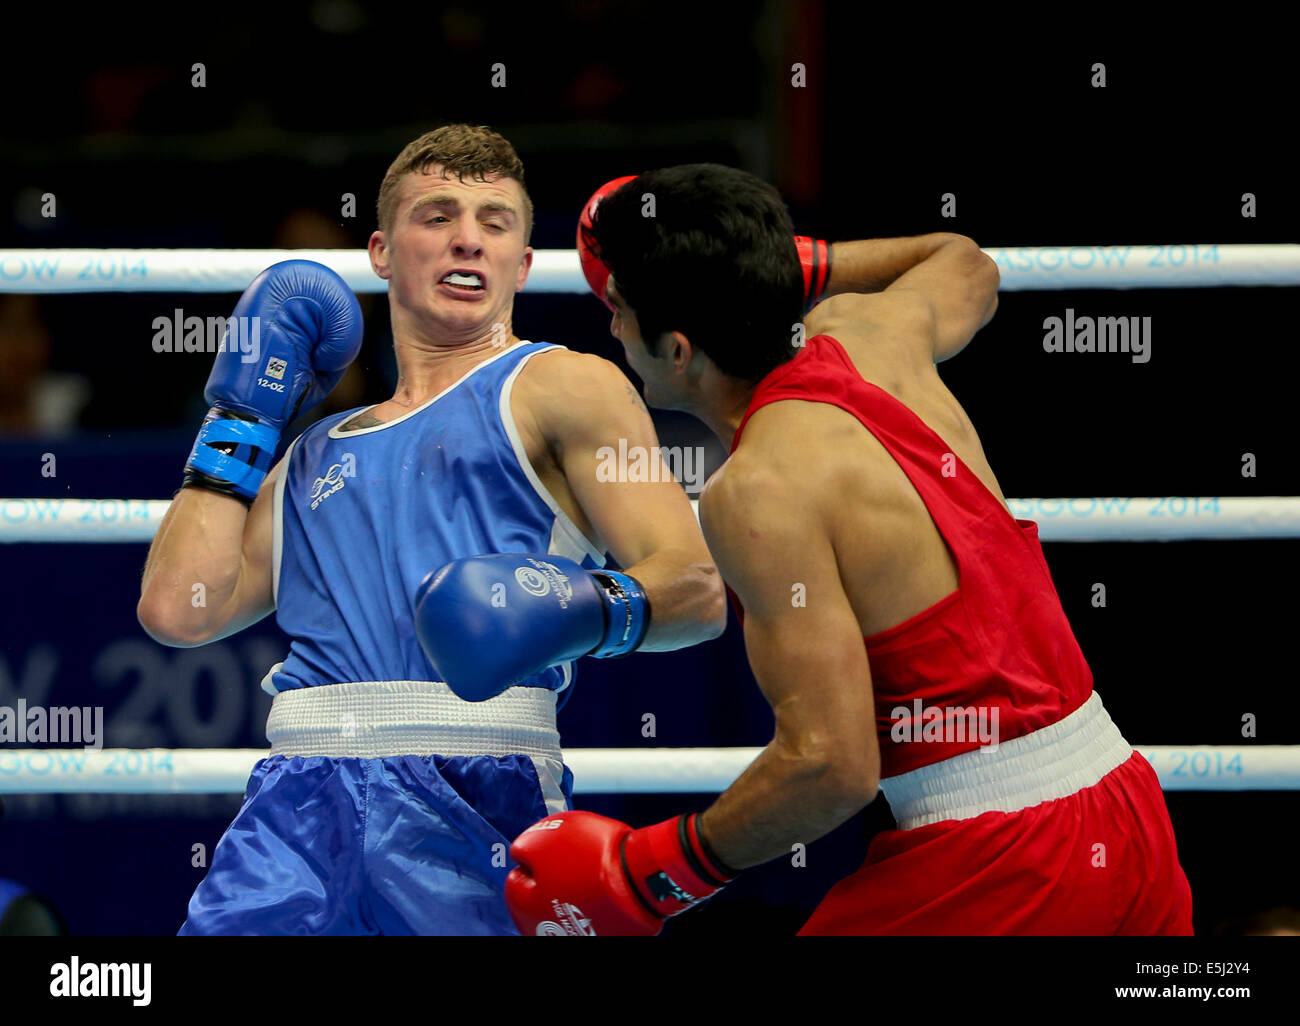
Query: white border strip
4 497 1300 543
1 245 1297 293
0 746 1295 794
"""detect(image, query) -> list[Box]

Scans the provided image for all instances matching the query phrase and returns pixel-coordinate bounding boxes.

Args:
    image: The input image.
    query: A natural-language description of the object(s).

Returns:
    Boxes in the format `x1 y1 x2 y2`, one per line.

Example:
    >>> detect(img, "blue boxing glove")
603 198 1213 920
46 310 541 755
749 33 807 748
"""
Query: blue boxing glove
182 260 363 504
414 554 651 702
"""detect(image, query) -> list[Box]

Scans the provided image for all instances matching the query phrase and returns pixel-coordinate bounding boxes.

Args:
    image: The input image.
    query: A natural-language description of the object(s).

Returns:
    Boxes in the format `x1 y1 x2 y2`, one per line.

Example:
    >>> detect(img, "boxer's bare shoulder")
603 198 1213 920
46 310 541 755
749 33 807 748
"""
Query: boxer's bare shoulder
702 407 850 551
509 347 648 471
806 290 937 380
727 400 899 521
698 446 810 569
514 347 645 417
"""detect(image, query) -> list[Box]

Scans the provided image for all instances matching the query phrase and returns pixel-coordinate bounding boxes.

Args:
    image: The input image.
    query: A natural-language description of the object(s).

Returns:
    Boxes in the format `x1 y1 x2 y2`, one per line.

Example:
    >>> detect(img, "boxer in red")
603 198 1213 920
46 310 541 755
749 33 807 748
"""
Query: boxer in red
505 166 1193 935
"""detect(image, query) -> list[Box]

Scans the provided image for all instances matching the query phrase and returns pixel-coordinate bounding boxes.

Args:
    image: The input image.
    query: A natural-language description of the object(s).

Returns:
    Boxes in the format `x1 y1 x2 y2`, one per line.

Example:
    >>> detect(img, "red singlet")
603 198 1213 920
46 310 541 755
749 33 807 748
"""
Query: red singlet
727 335 1193 935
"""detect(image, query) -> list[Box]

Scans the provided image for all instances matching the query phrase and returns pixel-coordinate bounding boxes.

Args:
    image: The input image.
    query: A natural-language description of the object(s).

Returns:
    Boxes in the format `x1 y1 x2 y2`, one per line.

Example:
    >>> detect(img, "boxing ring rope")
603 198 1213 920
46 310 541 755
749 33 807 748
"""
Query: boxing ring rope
3 244 1297 798
1 244 1299 294
1 746 1297 794
4 496 1300 543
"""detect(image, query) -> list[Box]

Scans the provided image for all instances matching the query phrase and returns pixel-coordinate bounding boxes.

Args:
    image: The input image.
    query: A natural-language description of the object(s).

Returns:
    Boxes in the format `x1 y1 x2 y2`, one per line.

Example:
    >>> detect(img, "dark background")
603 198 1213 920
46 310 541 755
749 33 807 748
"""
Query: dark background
0 3 1296 935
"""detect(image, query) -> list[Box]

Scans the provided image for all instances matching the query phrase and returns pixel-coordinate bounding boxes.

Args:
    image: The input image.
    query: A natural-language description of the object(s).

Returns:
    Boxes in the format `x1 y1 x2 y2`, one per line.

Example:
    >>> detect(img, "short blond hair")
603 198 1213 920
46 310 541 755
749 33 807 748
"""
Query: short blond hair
377 124 533 240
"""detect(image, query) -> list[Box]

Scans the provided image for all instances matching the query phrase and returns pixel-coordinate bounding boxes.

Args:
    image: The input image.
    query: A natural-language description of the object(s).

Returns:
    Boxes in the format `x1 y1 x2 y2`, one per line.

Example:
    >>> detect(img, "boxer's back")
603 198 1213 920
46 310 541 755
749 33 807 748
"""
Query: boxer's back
740 292 1005 640
729 304 1093 773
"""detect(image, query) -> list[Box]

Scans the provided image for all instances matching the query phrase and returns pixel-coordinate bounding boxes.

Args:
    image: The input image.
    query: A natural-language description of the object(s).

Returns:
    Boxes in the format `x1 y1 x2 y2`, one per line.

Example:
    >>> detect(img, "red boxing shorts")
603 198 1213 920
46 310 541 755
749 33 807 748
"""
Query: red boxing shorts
799 692 1193 935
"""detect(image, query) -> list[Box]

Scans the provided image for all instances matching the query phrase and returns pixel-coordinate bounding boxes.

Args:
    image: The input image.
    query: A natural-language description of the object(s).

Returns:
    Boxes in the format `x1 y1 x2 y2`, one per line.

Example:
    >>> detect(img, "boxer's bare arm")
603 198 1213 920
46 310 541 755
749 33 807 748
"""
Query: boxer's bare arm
522 350 726 650
821 233 966 296
812 234 1000 362
694 457 880 869
137 461 280 647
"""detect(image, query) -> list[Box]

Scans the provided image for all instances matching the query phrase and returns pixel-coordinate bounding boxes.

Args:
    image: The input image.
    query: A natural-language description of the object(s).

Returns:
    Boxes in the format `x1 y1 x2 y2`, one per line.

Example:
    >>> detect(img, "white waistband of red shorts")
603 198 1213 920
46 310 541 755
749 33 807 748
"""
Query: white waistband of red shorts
265 679 562 761
878 691 1132 830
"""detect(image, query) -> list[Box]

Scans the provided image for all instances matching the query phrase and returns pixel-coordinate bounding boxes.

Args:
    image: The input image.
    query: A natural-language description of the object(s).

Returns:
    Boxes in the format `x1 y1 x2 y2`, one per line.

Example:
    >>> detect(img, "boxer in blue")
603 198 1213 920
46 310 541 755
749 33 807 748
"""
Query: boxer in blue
137 125 726 935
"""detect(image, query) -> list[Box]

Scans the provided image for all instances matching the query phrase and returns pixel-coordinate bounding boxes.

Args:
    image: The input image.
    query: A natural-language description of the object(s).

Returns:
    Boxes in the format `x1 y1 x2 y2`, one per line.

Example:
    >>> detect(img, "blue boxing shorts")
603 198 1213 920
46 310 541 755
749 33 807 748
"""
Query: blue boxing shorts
180 681 572 936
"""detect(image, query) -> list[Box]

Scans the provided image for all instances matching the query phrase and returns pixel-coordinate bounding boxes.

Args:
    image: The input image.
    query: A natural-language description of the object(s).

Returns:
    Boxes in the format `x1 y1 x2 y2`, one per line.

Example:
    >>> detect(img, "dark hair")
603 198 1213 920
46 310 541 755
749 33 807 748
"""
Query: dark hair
378 124 533 240
587 164 803 381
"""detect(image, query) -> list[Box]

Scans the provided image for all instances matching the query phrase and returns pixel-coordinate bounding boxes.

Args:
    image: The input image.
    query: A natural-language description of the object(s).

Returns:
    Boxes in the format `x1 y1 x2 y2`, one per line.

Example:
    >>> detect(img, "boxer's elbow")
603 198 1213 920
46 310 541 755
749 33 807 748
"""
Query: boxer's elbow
801 737 880 806
136 594 214 648
828 756 880 807
695 563 728 640
960 240 1000 327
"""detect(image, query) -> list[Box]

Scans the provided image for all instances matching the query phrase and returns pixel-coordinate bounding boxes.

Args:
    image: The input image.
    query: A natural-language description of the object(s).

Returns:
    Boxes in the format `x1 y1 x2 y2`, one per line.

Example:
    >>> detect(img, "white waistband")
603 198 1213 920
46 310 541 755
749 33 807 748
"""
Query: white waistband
265 680 562 761
878 691 1132 830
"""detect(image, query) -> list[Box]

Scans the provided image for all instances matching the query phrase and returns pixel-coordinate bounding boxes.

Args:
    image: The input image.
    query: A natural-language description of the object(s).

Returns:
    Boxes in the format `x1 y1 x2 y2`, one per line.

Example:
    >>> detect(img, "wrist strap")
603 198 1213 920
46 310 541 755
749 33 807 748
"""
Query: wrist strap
621 813 735 919
588 569 650 658
184 407 280 503
795 236 832 313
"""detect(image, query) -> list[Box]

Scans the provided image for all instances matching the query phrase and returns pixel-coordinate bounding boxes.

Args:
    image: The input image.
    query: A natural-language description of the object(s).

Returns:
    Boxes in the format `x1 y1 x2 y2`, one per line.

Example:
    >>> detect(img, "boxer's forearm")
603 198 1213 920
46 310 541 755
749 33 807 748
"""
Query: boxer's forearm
824 233 972 296
696 740 877 870
137 488 247 646
621 548 727 651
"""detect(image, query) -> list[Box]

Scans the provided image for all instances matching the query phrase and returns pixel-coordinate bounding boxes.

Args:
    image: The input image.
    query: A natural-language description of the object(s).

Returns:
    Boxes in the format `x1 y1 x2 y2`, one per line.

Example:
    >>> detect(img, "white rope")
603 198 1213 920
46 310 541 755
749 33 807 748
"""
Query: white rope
1004 496 1300 541
1 244 1297 293
0 746 1294 794
0 249 577 294
0 499 171 542
2 497 1298 543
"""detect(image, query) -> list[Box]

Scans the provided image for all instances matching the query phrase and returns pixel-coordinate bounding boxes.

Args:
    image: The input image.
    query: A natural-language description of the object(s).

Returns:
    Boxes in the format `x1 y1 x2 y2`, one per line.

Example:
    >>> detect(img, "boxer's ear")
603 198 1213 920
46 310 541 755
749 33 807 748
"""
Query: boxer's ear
663 330 695 372
368 231 392 280
515 247 532 292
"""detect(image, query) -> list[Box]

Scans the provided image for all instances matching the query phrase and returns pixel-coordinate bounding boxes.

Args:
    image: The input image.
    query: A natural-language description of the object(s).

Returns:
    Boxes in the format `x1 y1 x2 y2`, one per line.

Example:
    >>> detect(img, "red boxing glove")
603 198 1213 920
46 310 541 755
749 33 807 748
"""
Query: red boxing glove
506 810 735 936
577 176 637 310
795 235 833 312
